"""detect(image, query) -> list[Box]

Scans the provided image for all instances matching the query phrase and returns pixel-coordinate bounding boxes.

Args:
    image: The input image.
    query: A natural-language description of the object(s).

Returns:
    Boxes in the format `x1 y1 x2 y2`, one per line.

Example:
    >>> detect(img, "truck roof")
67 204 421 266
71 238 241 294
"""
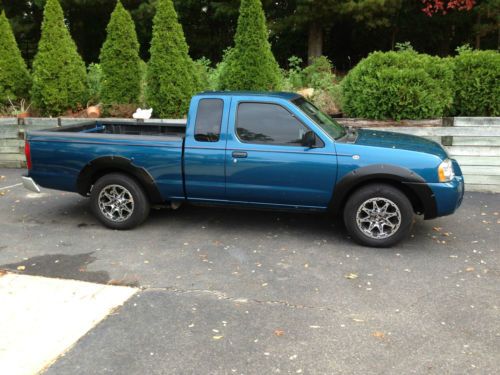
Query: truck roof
198 91 302 101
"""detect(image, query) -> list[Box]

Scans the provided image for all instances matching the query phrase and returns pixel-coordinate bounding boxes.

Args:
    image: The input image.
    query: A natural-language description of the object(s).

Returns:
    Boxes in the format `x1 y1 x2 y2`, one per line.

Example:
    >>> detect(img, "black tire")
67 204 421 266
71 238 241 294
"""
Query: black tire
90 173 150 230
343 184 414 248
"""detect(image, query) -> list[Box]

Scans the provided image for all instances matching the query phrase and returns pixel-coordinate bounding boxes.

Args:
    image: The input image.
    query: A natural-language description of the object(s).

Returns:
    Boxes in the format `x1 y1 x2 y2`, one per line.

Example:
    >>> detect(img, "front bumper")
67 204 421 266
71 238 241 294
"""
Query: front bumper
405 175 464 220
22 176 41 193
427 176 465 218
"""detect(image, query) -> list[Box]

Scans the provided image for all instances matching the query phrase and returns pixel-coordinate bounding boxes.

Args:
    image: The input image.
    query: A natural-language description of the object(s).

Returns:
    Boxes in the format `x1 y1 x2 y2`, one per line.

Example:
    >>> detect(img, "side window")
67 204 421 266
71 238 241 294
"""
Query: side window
195 99 223 142
237 103 310 146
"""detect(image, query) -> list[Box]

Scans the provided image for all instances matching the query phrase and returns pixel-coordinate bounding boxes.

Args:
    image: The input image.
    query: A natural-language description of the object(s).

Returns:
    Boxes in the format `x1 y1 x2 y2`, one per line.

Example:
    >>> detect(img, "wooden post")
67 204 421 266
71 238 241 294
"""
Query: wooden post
441 117 454 147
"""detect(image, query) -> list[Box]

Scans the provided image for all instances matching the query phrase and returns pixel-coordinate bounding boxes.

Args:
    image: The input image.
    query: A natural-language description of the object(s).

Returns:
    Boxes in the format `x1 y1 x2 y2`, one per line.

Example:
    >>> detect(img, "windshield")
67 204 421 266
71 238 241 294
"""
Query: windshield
292 97 346 140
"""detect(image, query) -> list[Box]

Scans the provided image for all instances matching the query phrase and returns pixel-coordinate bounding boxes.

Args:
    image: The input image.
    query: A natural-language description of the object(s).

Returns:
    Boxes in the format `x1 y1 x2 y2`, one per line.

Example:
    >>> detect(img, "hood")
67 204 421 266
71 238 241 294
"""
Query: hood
354 129 448 160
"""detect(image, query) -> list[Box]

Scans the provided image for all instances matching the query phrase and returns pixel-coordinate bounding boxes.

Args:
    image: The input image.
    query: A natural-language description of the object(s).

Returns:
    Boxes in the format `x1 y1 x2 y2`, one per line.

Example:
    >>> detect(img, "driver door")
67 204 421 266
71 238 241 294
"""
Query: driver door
225 99 337 208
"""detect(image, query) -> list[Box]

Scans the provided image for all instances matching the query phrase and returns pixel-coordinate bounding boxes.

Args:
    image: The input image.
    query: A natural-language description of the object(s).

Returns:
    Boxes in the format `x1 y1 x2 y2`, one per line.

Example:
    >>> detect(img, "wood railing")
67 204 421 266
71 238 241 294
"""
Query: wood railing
336 118 500 193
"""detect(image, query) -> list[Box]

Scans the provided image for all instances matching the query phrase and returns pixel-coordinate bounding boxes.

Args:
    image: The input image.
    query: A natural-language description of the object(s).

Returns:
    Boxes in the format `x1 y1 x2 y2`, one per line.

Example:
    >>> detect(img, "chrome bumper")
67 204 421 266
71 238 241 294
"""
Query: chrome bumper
22 176 41 193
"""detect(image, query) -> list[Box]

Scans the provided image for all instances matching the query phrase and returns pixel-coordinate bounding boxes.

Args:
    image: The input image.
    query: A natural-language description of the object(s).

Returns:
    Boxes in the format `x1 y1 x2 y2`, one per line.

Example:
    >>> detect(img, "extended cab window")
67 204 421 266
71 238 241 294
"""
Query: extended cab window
237 103 309 146
195 99 223 142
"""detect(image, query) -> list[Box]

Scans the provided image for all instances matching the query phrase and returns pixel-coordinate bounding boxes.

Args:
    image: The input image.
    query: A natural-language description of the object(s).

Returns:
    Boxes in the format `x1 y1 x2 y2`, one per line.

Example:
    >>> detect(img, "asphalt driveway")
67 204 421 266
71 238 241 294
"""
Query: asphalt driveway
0 168 499 374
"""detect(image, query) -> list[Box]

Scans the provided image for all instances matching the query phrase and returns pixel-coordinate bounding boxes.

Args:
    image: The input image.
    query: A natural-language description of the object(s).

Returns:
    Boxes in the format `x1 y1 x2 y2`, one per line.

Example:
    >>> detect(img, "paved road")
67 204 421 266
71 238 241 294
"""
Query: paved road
0 168 499 374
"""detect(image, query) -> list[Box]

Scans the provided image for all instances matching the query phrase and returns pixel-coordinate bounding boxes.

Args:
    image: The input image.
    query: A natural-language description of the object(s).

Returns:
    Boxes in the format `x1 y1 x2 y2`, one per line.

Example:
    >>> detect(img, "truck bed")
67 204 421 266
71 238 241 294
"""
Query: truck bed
42 119 187 138
26 119 187 200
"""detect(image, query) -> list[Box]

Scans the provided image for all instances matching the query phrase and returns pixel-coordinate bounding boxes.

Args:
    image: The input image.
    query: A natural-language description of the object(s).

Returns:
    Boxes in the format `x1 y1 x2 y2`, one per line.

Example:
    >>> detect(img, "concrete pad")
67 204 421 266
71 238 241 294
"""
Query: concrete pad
0 273 136 375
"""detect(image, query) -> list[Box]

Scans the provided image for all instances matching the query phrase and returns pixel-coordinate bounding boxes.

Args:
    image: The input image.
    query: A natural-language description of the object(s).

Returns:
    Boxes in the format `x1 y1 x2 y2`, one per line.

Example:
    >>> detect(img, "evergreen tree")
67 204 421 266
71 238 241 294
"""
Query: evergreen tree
219 0 282 91
31 0 88 116
146 0 200 118
0 11 31 103
100 1 141 107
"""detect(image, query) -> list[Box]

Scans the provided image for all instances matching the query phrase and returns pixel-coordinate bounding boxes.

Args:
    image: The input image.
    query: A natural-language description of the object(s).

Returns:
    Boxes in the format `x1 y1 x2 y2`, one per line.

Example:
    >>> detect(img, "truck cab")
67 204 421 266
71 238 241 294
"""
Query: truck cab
184 92 341 209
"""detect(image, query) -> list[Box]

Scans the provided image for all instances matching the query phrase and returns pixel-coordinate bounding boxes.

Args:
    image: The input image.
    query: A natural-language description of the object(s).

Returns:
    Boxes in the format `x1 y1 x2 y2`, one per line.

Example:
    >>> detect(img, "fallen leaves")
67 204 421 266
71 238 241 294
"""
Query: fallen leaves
465 267 475 272
372 331 385 339
212 335 223 340
16 265 26 271
345 273 358 280
274 329 285 337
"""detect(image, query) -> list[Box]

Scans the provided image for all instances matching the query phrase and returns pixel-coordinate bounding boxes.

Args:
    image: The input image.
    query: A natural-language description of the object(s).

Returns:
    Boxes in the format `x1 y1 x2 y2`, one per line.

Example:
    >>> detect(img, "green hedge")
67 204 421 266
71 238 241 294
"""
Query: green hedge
453 49 500 116
342 50 454 120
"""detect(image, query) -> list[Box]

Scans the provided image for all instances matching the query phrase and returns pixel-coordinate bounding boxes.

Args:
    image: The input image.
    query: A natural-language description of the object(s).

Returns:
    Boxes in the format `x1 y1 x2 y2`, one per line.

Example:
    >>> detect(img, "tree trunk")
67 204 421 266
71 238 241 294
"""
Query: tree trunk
308 23 323 65
475 12 481 49
390 27 399 50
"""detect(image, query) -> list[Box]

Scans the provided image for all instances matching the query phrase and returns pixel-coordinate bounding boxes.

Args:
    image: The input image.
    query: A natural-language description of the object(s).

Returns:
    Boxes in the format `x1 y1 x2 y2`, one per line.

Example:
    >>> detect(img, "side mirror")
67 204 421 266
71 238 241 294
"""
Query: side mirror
302 131 317 148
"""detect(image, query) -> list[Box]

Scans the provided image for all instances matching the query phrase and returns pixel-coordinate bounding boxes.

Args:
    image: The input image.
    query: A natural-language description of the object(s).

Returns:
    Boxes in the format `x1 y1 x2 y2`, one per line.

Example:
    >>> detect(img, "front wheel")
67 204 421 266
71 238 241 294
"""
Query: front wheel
90 173 150 230
343 184 414 247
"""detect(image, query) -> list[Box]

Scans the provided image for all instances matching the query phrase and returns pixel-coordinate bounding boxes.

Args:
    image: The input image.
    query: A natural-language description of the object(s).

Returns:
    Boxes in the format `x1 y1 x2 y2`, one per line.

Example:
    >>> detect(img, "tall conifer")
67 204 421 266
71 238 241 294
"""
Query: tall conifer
100 1 141 107
146 0 200 118
0 11 31 103
219 0 282 91
31 0 87 115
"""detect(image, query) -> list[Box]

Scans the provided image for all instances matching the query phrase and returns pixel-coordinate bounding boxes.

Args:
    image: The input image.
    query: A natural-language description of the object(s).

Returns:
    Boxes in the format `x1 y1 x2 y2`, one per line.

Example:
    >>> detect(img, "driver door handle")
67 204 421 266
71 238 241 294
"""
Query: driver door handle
232 151 248 159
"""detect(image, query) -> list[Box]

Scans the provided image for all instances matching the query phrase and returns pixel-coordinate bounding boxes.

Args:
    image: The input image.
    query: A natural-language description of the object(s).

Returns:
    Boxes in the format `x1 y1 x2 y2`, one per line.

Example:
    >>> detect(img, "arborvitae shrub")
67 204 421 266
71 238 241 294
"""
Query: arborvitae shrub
219 0 282 91
146 0 200 118
453 49 500 116
31 0 88 116
87 63 102 105
342 50 454 120
0 11 31 103
99 1 141 108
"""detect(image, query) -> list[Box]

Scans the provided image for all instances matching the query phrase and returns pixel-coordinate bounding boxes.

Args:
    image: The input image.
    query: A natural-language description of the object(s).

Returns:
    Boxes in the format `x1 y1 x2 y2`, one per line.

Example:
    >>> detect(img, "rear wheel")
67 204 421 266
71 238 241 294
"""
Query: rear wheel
90 173 150 230
343 184 414 247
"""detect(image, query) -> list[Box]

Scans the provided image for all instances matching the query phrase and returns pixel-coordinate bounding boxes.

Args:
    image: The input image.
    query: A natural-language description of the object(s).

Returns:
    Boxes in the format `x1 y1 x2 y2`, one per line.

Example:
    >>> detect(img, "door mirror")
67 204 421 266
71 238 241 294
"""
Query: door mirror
302 131 317 148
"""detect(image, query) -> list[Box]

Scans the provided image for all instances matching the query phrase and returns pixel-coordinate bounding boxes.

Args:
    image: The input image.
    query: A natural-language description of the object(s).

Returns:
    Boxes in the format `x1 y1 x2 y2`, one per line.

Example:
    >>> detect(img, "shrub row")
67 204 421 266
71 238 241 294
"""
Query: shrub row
342 47 500 120
1 0 498 119
1 0 281 117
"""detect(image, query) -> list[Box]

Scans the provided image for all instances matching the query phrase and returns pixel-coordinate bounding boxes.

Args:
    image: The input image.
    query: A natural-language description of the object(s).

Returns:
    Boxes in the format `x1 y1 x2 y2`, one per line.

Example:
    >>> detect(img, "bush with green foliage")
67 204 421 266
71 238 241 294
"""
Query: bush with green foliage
341 50 454 120
31 0 88 116
0 11 31 103
87 63 102 104
219 0 282 91
282 56 342 114
193 57 213 91
146 0 200 118
453 48 500 116
99 1 141 108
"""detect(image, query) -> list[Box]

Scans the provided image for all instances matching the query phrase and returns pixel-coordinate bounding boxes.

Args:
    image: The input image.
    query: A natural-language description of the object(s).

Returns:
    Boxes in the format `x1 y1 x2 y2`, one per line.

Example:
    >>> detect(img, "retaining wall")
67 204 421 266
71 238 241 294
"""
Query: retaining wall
1 117 499 193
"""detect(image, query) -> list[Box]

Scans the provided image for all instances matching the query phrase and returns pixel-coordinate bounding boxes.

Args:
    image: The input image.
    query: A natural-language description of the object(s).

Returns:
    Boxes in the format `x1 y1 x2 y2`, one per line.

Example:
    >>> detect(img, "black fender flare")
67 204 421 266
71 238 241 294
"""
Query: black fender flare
76 156 164 204
329 164 437 219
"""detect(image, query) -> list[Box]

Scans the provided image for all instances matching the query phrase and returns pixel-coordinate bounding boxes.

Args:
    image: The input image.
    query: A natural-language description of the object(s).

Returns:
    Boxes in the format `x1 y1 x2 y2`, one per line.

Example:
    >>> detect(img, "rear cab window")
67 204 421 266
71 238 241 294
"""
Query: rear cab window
195 99 224 142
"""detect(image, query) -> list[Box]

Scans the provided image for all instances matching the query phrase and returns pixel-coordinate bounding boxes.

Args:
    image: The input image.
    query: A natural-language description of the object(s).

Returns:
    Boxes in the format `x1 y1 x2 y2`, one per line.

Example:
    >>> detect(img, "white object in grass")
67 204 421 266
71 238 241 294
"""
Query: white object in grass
133 108 153 120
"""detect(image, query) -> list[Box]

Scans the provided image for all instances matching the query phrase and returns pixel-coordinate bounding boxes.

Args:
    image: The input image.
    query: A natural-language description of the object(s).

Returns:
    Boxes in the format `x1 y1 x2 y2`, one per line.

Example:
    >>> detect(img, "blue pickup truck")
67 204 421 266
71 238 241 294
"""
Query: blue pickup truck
23 92 464 247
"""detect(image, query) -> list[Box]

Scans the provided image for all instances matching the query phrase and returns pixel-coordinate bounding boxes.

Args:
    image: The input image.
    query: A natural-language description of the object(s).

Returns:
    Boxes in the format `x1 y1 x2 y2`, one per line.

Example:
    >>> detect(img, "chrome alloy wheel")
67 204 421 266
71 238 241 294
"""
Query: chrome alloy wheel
356 198 401 239
98 184 135 223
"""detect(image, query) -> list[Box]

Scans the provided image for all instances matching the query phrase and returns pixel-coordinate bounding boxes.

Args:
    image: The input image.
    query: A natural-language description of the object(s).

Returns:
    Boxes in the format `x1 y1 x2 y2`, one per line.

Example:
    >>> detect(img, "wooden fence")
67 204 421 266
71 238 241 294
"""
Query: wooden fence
342 117 500 193
1 116 499 193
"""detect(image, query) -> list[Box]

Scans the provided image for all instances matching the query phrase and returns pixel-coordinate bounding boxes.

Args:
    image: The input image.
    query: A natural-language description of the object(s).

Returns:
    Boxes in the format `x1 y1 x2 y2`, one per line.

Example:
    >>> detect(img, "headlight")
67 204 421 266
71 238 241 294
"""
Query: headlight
438 159 455 182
